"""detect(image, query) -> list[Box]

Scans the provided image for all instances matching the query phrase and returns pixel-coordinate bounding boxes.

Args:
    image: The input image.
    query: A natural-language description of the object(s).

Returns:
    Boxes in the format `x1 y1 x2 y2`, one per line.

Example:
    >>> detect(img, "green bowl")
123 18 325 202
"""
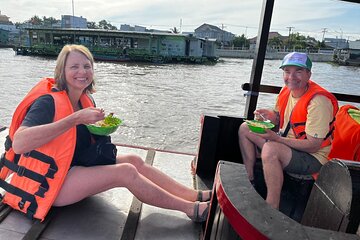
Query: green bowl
246 120 275 134
86 118 122 136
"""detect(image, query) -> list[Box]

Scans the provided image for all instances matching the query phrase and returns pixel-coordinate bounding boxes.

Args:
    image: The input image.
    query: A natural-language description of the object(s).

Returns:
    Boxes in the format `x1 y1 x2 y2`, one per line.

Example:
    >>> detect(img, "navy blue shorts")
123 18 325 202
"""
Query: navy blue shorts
71 137 117 167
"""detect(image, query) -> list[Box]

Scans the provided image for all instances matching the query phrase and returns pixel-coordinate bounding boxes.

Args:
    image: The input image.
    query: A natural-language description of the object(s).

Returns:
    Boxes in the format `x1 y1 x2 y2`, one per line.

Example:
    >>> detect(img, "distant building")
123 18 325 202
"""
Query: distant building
324 37 348 49
248 32 286 50
0 28 9 45
119 24 170 33
120 24 146 32
147 28 171 33
61 15 87 28
0 11 19 46
0 11 16 31
248 32 286 44
194 23 235 46
182 32 194 36
335 40 360 66
0 22 16 32
0 11 10 23
349 40 360 50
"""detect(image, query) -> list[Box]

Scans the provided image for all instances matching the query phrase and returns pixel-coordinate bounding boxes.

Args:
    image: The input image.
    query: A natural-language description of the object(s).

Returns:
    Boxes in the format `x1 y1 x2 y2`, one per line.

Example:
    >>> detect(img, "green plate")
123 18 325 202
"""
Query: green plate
86 118 122 136
246 120 275 134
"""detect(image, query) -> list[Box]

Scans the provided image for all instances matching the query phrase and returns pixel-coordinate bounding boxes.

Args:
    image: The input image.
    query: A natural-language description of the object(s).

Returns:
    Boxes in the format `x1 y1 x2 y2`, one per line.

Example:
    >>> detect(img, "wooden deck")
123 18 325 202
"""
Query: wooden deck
0 128 204 240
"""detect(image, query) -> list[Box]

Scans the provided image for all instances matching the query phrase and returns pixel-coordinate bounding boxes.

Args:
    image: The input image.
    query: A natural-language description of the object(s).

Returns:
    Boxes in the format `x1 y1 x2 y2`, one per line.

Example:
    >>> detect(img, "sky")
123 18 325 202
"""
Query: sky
1 0 359 41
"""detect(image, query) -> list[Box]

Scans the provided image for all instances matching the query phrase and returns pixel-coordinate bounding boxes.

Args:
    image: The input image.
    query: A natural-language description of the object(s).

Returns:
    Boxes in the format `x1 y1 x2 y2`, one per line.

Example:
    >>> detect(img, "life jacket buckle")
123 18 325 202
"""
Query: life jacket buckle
23 152 31 158
18 200 25 209
17 166 26 177
35 186 47 198
4 135 12 151
46 168 57 179
0 153 5 169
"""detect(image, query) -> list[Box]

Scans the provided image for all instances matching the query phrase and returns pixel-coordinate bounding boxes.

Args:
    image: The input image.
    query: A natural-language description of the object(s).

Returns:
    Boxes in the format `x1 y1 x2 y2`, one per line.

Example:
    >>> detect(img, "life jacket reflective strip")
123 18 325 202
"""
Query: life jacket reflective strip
0 77 94 221
328 105 360 162
277 80 339 148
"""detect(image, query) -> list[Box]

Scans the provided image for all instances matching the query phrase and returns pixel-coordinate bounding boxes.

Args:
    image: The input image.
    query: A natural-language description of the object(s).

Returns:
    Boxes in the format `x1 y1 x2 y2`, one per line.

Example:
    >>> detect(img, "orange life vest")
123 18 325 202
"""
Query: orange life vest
0 77 94 221
328 105 360 162
277 80 338 148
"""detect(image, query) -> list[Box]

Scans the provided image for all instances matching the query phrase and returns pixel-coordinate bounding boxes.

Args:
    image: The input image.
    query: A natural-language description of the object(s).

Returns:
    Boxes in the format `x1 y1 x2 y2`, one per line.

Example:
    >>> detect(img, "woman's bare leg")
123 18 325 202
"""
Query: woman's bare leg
117 154 211 201
54 163 208 218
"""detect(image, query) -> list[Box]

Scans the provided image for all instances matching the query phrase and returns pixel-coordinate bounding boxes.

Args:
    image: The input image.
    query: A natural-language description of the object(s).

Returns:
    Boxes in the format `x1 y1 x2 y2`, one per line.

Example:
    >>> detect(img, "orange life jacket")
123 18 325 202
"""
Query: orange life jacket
328 105 360 162
277 80 338 148
0 77 94 221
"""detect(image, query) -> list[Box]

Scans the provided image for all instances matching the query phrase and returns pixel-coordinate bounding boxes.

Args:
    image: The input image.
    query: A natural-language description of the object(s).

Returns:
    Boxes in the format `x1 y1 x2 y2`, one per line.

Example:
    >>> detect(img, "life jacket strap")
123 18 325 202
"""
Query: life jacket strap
0 155 49 198
292 121 306 127
323 116 336 141
3 136 20 163
4 135 11 151
0 180 38 219
23 150 58 179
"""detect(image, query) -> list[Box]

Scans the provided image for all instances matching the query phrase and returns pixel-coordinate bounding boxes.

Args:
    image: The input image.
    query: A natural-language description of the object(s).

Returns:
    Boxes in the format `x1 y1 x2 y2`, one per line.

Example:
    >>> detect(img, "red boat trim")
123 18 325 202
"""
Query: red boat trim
216 181 269 240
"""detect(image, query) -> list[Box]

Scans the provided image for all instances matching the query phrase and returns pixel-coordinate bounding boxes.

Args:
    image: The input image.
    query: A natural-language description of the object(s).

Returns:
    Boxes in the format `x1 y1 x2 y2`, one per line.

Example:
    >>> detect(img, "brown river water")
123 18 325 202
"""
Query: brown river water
0 48 359 153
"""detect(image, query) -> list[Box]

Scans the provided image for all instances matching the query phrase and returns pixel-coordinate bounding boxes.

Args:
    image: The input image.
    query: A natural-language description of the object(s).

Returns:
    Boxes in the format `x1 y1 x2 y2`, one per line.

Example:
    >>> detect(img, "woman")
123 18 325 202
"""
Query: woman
7 44 210 222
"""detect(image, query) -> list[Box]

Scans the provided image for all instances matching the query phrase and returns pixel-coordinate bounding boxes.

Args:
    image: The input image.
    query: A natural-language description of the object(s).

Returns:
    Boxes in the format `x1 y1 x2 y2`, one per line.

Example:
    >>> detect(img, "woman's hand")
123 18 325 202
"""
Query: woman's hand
74 107 105 125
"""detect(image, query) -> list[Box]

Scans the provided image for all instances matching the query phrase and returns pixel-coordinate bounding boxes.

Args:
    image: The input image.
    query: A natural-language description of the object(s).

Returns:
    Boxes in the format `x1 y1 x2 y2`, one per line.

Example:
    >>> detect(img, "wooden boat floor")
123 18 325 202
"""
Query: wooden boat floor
0 129 202 240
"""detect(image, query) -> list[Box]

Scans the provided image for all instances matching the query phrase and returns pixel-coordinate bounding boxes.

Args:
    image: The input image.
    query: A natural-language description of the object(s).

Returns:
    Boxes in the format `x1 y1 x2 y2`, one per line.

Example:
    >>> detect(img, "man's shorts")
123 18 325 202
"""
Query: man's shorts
283 148 323 175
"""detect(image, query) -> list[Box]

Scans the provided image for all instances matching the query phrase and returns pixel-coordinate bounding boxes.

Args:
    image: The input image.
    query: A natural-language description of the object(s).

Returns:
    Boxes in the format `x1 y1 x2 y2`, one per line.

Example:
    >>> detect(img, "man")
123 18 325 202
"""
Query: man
238 52 338 209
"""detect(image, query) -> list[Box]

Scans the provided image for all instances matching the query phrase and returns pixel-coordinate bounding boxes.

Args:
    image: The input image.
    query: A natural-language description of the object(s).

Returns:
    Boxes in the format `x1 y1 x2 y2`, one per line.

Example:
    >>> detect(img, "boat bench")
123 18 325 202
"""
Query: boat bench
202 160 360 239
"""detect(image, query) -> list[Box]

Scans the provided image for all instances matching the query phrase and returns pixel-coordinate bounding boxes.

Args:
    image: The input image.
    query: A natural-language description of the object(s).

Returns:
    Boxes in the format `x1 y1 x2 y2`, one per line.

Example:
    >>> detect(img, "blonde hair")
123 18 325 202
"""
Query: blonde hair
54 44 96 93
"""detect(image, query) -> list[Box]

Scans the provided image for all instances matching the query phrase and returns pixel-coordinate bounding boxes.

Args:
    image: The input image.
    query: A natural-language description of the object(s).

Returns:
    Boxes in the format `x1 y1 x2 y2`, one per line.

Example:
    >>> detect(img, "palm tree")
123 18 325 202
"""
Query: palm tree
170 27 180 34
268 36 283 50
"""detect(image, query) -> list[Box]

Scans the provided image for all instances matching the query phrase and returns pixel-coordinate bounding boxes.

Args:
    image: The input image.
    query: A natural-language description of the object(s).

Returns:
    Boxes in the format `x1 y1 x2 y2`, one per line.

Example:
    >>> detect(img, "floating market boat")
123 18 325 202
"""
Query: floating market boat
13 28 218 64
334 40 360 66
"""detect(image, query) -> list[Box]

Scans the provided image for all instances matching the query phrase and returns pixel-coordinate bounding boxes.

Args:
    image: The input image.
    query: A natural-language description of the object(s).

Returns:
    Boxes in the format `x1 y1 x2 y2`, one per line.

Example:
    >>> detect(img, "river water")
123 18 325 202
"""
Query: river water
0 48 359 153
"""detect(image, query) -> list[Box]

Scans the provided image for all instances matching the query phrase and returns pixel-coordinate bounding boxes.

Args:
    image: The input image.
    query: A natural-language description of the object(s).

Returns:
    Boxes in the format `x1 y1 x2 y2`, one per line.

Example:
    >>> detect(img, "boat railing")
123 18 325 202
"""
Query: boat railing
241 83 360 103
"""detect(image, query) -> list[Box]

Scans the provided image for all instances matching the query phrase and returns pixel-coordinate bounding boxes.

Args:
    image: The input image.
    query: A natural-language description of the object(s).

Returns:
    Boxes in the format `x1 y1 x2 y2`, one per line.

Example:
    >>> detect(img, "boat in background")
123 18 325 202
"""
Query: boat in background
13 28 219 64
335 40 360 66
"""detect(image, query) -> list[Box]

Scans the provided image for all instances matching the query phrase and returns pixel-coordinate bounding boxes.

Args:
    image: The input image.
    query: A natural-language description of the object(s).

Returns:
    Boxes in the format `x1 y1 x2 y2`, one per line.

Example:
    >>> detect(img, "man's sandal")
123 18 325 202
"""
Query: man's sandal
190 201 210 222
197 190 212 202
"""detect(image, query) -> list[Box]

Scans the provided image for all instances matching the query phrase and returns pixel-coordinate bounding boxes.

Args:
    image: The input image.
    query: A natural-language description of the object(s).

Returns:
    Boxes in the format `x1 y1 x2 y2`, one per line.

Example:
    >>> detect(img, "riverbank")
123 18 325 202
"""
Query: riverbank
216 49 334 62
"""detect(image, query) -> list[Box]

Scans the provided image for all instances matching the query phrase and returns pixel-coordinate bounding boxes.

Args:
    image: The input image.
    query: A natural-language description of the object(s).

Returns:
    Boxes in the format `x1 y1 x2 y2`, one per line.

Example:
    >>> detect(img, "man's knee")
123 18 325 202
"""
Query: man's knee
239 122 249 136
261 142 279 163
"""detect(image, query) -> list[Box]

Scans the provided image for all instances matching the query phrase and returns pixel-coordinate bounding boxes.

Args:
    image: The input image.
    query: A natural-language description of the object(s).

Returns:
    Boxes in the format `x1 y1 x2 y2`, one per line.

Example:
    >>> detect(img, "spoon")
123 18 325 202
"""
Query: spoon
257 113 271 123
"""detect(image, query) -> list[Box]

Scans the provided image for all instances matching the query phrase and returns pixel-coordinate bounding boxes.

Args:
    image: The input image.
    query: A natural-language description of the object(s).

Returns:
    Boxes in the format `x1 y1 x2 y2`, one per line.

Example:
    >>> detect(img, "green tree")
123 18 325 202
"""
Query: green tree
316 40 327 48
87 21 99 29
98 20 117 30
29 15 42 25
232 34 249 48
268 36 283 49
170 27 180 34
43 16 58 27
